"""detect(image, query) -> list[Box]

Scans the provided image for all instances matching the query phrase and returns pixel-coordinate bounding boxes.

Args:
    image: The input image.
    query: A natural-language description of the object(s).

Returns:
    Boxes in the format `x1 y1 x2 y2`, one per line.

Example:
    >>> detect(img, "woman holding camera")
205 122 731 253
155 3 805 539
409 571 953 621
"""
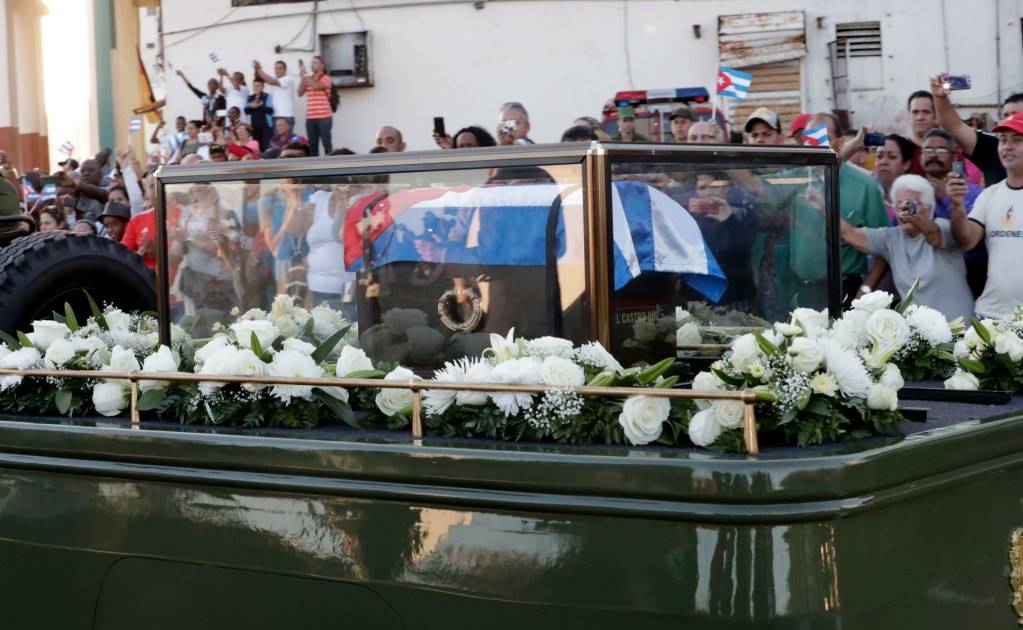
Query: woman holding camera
838 173 973 321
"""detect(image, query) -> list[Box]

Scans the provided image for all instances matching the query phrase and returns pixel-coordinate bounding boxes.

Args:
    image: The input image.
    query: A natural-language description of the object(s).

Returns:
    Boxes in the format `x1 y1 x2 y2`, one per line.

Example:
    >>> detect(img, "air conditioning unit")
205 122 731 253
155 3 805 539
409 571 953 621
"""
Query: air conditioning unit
319 31 372 88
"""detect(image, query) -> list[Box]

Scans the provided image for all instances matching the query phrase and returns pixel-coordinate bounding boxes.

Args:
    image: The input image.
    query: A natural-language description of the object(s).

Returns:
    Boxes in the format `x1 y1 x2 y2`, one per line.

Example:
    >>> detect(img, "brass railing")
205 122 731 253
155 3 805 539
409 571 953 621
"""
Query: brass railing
0 368 760 453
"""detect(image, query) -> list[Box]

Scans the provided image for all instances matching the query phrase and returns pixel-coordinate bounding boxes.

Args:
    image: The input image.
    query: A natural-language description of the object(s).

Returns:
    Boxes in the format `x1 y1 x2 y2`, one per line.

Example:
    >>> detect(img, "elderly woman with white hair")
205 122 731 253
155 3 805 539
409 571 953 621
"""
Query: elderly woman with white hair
839 173 973 321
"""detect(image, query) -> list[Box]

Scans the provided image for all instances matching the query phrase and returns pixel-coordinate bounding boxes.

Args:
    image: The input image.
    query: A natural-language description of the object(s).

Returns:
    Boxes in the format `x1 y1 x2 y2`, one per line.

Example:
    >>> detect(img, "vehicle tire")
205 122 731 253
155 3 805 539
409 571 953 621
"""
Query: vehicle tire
0 232 155 334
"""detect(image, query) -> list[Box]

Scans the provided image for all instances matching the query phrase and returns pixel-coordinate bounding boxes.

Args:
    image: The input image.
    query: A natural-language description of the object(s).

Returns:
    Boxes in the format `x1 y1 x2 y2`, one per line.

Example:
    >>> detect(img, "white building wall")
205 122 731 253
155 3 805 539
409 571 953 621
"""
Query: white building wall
159 0 1023 151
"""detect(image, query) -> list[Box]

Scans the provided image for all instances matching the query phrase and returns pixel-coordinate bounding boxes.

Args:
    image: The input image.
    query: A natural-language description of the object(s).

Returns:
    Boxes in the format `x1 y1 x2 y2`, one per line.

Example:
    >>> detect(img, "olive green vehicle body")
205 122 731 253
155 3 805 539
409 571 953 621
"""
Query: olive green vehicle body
0 408 1021 629
1 145 1016 628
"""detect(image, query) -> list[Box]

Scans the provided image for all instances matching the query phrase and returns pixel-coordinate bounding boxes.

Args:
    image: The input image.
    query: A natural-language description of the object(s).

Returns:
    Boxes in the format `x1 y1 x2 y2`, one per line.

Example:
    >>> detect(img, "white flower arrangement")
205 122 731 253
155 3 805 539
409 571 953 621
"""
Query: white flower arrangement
946 308 1023 392
688 293 910 450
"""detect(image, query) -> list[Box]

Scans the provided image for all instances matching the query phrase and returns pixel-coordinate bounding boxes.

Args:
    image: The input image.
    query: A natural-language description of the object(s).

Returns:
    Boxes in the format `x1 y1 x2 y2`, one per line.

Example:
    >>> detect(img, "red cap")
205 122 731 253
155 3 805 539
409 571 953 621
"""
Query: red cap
992 113 1023 135
789 113 812 137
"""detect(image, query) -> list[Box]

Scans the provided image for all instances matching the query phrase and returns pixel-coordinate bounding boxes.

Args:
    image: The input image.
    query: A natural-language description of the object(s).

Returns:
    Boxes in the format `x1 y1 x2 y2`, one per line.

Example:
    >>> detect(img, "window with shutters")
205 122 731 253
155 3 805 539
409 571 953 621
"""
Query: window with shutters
834 21 884 91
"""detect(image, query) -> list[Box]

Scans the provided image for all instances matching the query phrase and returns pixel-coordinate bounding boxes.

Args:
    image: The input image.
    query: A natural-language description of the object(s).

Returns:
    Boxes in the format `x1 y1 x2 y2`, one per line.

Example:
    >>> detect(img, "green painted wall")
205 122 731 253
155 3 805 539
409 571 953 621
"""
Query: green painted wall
93 0 115 150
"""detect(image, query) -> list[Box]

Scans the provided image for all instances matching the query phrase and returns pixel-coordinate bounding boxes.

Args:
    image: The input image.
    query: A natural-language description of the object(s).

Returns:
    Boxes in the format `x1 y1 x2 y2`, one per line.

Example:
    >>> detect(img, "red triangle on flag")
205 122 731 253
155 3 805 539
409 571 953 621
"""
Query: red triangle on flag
716 70 733 94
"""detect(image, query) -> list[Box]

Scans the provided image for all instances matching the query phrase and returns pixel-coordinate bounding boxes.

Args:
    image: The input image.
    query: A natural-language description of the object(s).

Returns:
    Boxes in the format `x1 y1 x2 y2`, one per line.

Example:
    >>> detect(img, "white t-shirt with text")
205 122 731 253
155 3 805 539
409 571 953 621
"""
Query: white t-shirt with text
968 181 1023 317
268 75 296 118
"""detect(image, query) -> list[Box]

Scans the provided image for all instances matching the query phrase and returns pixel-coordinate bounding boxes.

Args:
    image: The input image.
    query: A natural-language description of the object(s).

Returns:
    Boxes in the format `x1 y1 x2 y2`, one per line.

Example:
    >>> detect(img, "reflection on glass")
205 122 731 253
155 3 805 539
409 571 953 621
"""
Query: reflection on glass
608 161 831 363
164 164 588 370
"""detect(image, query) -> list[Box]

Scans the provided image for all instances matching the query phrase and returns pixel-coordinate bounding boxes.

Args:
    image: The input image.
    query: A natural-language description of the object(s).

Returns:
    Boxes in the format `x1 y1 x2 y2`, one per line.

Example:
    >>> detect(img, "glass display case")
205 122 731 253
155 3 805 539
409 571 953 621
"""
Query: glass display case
155 143 839 370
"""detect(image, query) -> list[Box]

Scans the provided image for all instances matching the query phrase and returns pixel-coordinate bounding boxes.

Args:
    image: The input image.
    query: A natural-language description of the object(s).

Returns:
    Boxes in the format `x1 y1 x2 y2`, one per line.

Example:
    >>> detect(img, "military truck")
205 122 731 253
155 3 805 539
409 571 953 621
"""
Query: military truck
1 143 1022 629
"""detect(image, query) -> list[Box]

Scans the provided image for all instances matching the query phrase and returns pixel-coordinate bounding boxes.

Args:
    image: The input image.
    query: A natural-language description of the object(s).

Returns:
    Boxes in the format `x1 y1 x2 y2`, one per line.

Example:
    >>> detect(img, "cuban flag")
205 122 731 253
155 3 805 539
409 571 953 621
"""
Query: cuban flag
58 141 74 156
803 124 830 147
716 66 753 102
343 182 726 301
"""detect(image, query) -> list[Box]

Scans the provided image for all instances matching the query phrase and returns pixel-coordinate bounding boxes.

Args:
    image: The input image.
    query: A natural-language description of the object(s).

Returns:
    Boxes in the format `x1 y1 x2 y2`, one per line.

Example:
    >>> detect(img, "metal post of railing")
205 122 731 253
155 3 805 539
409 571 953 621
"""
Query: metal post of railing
741 389 759 454
411 386 423 440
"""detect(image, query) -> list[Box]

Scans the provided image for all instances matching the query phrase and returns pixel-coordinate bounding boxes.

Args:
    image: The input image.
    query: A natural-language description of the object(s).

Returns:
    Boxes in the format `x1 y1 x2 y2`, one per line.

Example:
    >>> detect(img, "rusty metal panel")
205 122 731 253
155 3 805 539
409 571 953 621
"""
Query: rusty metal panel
718 10 807 68
728 60 802 134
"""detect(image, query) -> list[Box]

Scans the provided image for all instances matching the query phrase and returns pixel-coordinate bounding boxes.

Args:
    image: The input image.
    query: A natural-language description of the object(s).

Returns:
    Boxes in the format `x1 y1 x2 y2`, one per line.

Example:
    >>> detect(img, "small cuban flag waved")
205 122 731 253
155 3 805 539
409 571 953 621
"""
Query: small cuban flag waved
803 124 830 147
716 66 753 102
58 140 74 156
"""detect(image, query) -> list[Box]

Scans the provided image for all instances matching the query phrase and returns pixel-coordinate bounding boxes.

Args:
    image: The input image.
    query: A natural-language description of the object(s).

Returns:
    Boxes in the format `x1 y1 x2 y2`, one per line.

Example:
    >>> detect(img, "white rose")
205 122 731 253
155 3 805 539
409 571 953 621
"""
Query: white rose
728 334 763 372
774 322 802 337
710 399 744 429
676 322 702 346
336 346 374 377
618 395 670 445
687 408 724 447
675 307 692 323
691 371 725 410
632 320 658 344
270 294 298 320
791 308 829 339
879 363 905 390
140 345 179 393
788 337 824 373
194 334 232 365
44 338 77 367
105 345 140 373
851 291 894 313
92 382 128 417
310 305 346 340
30 320 70 350
905 305 953 346
810 372 839 397
231 320 280 350
104 309 131 333
994 330 1023 362
282 337 317 356
375 366 421 417
267 350 324 404
944 369 980 391
230 348 268 393
197 346 239 396
866 383 898 411
539 356 585 387
865 309 910 355
240 307 268 321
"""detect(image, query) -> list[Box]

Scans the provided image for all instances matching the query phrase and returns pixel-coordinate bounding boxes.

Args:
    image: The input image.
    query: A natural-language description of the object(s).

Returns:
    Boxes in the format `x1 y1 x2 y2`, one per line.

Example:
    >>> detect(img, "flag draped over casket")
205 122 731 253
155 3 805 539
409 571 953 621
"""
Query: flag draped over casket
343 181 727 302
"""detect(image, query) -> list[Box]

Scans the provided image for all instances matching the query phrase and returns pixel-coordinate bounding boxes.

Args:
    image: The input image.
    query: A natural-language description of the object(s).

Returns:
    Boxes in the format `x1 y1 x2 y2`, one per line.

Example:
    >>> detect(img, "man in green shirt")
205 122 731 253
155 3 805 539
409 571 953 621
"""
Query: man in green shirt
0 175 25 238
805 113 889 302
612 107 648 143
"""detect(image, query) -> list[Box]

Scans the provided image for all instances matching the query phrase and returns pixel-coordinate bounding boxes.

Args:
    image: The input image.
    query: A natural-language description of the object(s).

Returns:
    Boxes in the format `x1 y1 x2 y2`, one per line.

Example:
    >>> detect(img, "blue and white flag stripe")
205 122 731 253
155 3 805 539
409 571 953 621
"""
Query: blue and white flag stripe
611 182 726 300
347 182 727 300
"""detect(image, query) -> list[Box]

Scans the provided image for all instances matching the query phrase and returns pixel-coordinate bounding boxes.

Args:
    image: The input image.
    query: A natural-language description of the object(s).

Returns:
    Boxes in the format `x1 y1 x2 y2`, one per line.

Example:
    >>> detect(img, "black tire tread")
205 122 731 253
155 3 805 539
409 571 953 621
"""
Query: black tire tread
0 232 155 332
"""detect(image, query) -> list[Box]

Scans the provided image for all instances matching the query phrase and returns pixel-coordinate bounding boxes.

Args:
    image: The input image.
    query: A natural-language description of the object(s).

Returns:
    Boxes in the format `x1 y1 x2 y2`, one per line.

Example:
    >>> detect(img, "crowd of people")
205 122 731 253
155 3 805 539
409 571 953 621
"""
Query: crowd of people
1 61 1022 328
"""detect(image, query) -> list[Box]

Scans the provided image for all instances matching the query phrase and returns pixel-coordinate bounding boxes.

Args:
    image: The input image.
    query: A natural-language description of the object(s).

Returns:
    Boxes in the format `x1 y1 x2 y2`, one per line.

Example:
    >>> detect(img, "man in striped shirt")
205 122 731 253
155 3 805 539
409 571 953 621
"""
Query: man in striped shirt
298 55 334 156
